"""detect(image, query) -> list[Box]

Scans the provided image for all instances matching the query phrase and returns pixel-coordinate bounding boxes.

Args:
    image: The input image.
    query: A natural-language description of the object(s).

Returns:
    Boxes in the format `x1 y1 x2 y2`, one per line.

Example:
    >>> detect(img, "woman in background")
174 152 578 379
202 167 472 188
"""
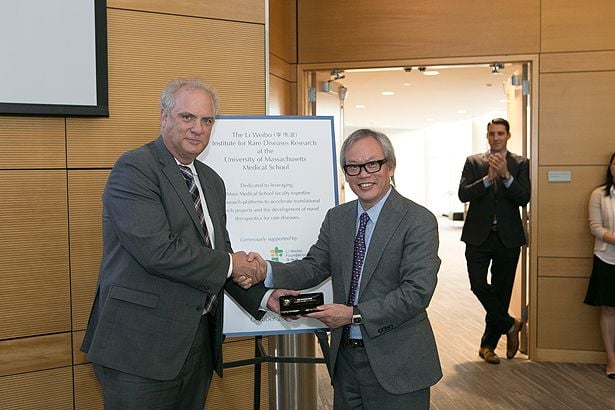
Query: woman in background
585 152 615 378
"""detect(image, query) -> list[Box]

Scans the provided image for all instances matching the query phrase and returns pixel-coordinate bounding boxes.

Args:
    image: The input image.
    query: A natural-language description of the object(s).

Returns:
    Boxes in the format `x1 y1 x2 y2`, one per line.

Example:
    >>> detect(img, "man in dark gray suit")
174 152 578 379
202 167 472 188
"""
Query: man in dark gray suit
81 78 266 409
458 118 530 365
262 129 442 409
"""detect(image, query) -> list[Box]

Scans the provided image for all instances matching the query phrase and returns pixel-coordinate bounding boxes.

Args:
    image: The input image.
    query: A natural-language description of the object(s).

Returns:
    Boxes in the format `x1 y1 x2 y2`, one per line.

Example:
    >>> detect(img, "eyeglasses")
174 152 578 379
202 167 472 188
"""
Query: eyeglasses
343 159 387 176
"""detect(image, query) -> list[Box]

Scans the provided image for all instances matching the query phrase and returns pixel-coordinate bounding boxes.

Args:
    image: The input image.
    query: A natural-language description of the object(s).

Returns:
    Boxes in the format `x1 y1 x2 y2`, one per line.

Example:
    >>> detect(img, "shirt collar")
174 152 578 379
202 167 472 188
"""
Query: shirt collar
175 159 197 175
357 186 392 223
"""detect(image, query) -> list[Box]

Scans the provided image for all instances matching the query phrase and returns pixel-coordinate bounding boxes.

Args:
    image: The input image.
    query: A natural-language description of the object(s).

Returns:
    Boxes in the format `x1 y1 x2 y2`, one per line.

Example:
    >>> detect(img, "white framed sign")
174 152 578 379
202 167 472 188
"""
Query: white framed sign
199 115 338 336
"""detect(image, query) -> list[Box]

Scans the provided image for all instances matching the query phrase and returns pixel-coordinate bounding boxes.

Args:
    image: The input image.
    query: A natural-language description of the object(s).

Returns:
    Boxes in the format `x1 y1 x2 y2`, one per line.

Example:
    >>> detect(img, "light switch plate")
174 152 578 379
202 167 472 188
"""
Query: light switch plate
547 171 572 182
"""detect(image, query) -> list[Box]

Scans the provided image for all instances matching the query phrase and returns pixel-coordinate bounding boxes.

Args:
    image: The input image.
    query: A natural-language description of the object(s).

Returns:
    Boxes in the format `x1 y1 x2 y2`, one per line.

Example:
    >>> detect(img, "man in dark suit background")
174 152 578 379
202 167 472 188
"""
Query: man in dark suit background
261 129 442 409
81 78 266 409
458 117 530 365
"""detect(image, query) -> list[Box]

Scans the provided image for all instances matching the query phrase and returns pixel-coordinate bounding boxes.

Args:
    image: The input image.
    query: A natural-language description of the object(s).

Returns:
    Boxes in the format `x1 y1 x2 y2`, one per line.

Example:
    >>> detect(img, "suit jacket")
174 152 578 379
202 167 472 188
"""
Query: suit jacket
271 189 442 394
458 151 530 248
81 136 266 380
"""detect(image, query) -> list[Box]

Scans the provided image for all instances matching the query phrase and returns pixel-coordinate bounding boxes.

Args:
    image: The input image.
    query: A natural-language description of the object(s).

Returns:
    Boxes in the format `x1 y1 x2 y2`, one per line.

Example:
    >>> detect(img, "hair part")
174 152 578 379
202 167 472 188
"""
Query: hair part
487 117 510 134
160 78 219 116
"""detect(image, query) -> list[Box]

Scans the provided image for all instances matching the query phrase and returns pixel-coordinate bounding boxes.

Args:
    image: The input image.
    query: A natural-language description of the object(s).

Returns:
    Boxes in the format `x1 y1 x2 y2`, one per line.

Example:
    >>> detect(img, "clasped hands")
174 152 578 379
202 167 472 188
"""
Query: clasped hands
231 251 267 289
487 152 510 182
230 252 352 328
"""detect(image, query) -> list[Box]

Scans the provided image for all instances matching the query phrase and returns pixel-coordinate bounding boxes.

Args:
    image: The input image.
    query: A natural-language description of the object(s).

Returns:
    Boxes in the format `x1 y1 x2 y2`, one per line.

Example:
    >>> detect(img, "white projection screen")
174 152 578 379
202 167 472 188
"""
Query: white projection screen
0 0 108 116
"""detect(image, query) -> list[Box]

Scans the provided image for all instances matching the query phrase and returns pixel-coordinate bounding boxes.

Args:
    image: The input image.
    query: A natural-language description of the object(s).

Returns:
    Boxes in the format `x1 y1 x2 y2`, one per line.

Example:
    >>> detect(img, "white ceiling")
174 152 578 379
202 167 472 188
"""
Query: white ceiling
324 63 522 131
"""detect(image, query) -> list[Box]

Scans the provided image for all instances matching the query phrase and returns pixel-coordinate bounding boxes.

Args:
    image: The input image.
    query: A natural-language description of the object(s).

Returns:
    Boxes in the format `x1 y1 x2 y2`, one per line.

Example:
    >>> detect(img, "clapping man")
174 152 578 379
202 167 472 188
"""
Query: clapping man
458 118 530 364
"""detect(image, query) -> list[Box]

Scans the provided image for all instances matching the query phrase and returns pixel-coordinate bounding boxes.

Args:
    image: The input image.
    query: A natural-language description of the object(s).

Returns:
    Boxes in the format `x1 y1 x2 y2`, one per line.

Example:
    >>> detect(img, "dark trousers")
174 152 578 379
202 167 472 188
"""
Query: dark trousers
332 346 430 409
94 314 213 410
465 230 520 349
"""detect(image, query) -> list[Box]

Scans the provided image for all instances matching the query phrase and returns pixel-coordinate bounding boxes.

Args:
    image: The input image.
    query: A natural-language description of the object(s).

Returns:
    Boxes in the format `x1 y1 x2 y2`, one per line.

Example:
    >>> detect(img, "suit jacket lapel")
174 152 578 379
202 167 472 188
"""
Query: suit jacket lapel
154 137 209 243
358 190 405 296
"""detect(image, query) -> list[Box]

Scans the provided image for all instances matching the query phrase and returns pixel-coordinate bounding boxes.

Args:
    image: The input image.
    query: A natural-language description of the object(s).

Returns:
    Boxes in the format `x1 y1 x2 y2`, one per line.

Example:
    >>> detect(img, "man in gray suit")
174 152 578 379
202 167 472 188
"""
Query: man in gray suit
262 129 442 409
81 78 266 409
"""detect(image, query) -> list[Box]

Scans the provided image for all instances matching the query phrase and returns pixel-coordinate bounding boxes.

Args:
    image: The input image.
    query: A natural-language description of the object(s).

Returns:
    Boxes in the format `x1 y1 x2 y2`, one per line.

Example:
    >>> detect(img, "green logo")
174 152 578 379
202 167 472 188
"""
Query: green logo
270 246 284 262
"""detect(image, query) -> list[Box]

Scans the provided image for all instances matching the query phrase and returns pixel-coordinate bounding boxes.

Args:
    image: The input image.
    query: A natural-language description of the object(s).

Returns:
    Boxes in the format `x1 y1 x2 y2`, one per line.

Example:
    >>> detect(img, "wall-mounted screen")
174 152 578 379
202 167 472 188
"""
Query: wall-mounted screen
0 0 108 116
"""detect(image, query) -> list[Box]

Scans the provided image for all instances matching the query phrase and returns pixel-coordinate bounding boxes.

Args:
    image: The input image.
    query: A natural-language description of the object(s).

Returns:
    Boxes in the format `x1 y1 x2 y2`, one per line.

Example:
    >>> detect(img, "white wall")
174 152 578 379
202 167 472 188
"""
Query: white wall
343 111 505 216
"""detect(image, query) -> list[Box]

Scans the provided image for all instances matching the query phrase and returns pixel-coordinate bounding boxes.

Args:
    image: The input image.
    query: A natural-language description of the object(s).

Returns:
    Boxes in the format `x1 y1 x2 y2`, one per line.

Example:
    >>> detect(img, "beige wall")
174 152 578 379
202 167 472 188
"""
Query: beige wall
295 0 615 362
0 1 268 408
269 0 297 115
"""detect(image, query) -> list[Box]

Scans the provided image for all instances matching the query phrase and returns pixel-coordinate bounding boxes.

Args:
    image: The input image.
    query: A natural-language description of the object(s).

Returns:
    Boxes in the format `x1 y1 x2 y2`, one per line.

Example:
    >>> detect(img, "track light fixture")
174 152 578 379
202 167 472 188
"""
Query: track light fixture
330 69 345 80
490 63 504 74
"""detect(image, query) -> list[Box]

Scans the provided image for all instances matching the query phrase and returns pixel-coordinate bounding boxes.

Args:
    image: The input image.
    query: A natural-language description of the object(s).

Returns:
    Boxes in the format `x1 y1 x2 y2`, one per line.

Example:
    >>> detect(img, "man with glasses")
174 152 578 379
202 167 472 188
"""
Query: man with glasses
261 129 442 409
458 117 530 365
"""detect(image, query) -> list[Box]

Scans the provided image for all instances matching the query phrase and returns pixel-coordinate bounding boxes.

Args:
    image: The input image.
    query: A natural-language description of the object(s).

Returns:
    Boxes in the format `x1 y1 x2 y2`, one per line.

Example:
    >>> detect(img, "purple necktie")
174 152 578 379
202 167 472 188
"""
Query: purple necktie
179 165 216 313
342 212 370 343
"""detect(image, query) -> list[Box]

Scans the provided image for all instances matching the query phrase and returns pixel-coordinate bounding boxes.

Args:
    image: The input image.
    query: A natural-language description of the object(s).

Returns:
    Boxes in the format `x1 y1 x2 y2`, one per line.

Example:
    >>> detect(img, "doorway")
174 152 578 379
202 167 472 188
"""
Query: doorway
301 58 535 356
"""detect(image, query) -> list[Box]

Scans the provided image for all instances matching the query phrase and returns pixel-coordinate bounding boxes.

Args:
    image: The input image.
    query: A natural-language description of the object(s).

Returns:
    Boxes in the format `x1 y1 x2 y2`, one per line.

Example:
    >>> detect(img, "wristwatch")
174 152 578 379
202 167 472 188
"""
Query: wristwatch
351 306 362 325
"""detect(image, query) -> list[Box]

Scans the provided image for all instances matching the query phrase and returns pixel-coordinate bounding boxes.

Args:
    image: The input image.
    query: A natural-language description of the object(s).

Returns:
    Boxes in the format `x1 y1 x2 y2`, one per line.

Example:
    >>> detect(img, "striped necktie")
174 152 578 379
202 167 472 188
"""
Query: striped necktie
179 165 217 313
178 165 212 248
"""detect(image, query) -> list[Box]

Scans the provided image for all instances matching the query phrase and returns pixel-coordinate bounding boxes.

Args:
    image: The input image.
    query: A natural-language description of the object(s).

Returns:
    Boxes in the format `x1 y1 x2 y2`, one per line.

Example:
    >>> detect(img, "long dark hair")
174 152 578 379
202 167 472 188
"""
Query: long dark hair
603 152 615 197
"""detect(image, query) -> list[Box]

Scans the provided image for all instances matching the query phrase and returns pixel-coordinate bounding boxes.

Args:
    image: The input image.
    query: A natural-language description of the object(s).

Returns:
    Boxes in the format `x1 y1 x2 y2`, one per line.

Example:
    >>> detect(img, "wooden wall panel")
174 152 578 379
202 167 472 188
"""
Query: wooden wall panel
74 364 103 410
68 170 109 330
0 117 66 169
297 0 539 64
536 167 602 258
0 171 70 339
269 74 296 115
541 0 615 52
0 333 71 377
270 53 295 83
537 277 602 351
538 257 592 278
207 337 269 409
541 50 615 73
0 367 73 409
107 0 265 24
73 331 88 365
269 0 296 63
539 71 615 165
66 8 266 168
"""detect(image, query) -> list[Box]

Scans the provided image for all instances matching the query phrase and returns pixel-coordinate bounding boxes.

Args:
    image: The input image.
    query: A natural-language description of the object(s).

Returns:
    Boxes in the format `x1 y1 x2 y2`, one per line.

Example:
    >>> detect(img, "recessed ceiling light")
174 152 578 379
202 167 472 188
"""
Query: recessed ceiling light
403 83 410 86
499 99 507 103
422 70 440 76
381 91 395 96
355 104 366 109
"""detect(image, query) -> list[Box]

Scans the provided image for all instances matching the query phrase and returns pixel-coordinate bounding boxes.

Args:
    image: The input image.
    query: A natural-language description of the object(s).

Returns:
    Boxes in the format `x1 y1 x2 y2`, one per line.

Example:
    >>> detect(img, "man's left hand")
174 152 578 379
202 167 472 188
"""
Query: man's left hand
304 304 353 329
267 289 301 321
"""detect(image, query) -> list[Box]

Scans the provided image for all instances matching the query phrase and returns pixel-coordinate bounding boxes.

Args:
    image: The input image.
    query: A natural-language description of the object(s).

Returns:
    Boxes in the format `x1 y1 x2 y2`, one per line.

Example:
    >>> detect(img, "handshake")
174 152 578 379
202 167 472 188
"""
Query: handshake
230 251 267 289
